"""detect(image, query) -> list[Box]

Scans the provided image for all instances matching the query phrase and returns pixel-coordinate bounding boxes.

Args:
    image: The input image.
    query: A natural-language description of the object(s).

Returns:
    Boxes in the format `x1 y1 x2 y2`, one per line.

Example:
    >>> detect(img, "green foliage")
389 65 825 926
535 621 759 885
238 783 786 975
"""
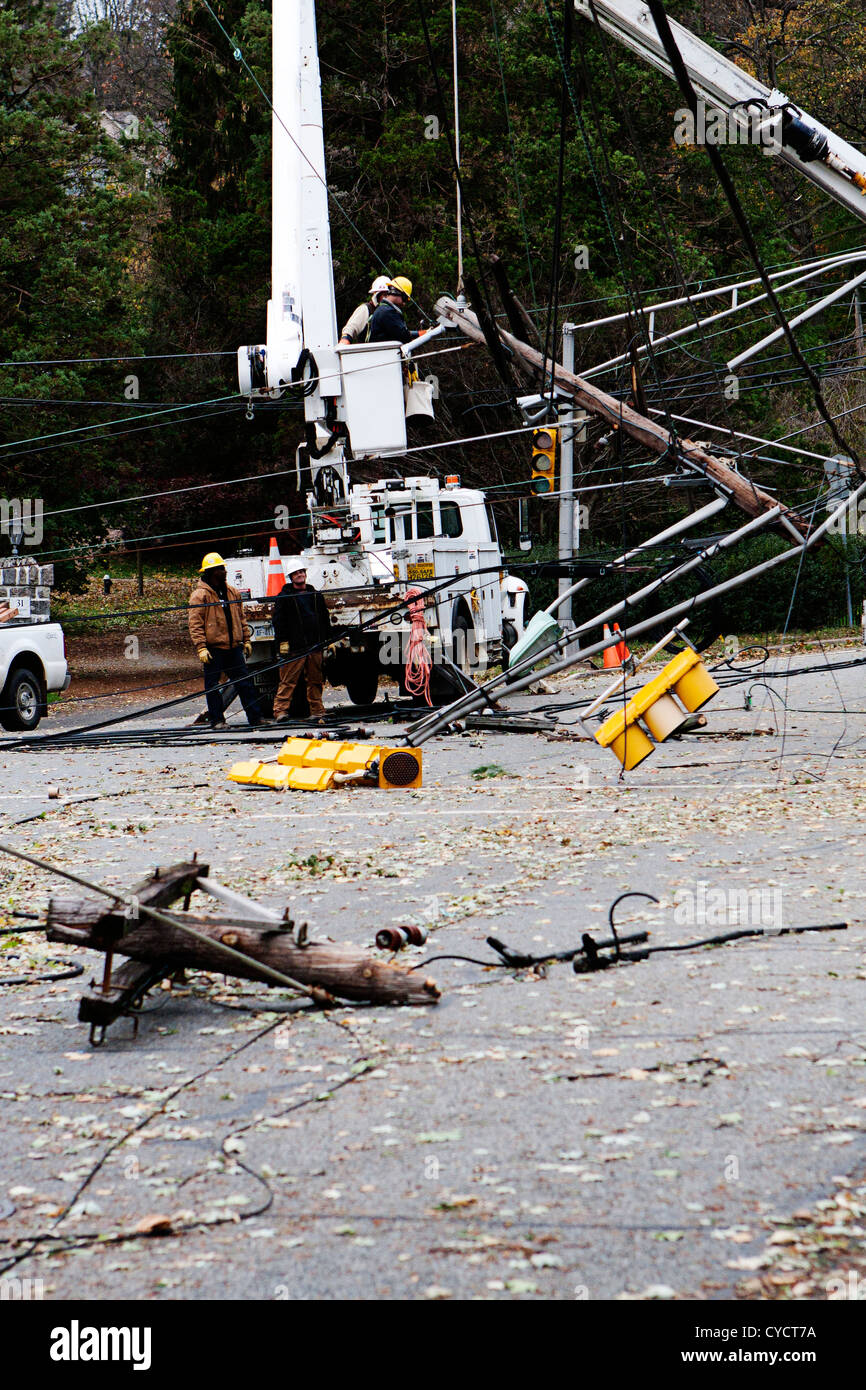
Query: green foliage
0 0 153 554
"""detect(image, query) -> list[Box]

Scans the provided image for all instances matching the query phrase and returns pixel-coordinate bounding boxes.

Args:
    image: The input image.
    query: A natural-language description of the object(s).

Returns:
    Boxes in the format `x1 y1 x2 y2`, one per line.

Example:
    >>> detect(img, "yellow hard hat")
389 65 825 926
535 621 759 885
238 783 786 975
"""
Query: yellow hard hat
199 551 225 572
389 276 413 299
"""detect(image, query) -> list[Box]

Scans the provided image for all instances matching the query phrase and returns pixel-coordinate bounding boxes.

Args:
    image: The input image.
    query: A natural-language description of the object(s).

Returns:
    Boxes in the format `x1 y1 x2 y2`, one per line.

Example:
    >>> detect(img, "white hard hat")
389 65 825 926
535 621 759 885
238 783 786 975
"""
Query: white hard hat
369 275 391 300
284 555 308 576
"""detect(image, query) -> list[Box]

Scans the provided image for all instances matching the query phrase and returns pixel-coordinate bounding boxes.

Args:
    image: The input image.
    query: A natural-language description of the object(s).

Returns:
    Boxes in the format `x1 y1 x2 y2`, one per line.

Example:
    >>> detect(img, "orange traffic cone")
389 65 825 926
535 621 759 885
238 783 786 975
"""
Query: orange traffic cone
613 623 630 664
603 624 619 669
265 536 285 597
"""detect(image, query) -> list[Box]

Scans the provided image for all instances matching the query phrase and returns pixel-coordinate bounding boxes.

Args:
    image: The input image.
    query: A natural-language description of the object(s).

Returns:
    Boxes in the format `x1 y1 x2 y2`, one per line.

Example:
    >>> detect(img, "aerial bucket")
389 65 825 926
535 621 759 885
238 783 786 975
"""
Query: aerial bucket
404 378 435 420
505 610 562 674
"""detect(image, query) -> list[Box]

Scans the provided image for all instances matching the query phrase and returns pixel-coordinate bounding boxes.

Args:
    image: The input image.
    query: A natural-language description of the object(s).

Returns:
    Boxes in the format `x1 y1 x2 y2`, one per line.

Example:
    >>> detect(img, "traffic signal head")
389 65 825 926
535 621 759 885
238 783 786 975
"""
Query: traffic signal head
531 426 557 495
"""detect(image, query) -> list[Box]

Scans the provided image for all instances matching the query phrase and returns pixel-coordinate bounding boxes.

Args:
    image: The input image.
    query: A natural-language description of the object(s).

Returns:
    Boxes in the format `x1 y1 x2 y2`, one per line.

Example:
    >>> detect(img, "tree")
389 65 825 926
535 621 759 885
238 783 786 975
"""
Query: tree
0 0 152 574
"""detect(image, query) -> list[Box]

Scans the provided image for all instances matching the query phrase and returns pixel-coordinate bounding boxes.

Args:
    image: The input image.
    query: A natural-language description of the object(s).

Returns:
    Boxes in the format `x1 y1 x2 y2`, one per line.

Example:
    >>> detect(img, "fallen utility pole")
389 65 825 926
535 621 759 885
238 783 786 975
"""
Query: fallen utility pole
435 297 808 538
0 847 442 1044
48 902 440 1009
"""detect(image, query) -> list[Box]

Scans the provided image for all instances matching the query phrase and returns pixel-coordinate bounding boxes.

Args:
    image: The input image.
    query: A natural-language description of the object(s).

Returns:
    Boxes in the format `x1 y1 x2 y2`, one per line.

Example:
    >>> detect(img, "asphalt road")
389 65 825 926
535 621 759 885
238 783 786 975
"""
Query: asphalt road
1 650 864 1300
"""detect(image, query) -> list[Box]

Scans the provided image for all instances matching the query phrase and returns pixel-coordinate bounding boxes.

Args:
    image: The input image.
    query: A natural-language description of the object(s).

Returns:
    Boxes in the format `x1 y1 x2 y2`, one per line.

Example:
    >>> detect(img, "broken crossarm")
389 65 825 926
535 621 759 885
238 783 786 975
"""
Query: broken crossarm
48 906 440 1006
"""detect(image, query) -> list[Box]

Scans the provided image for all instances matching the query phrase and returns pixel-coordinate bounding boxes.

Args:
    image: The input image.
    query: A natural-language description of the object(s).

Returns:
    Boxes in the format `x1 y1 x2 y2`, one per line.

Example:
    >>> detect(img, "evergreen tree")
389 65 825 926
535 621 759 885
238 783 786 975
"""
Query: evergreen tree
0 0 151 570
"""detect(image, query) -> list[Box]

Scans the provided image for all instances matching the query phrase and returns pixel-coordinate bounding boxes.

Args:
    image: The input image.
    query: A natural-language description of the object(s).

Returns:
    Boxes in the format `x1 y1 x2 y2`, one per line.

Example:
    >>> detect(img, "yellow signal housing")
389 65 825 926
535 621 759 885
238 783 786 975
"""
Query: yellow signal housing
228 738 423 792
530 426 557 495
378 747 423 789
595 649 720 770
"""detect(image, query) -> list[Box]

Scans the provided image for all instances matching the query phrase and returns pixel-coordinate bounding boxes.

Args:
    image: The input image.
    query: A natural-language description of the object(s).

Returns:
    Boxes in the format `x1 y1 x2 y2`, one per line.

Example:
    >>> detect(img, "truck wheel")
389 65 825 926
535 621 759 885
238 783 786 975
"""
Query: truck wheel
501 619 518 671
452 613 475 675
0 667 43 732
345 662 379 706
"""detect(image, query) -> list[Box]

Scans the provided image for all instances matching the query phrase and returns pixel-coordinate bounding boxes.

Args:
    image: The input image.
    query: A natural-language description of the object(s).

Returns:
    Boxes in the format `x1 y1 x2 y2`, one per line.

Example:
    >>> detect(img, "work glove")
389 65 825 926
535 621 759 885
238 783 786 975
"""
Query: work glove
279 641 290 657
197 648 211 665
243 641 252 658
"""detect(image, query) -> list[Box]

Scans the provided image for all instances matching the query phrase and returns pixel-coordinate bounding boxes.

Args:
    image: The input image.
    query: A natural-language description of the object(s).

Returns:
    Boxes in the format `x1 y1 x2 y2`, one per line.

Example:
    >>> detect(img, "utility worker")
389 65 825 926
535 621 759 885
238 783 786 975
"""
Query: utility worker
339 276 391 345
272 557 332 724
188 552 264 729
367 276 427 345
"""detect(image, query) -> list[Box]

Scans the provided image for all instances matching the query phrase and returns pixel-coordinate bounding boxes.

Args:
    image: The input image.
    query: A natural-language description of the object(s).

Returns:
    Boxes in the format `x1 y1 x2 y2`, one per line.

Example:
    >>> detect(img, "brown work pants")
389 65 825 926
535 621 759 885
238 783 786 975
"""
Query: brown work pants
273 650 325 719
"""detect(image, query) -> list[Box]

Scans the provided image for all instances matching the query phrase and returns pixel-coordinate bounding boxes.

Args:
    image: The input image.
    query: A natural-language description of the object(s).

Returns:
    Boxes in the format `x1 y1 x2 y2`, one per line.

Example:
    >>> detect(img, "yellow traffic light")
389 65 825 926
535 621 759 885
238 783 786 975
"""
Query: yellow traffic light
531 426 557 495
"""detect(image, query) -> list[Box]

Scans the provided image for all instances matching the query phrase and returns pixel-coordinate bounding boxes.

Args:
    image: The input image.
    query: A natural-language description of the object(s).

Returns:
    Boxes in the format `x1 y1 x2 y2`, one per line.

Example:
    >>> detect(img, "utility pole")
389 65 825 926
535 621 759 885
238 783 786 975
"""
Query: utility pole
557 325 588 624
558 324 575 625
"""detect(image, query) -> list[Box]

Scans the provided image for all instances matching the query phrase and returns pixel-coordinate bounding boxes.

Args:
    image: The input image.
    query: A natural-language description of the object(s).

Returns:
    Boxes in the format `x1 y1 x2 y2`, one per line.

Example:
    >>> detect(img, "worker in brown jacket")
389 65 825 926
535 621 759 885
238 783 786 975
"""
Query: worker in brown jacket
188 552 264 729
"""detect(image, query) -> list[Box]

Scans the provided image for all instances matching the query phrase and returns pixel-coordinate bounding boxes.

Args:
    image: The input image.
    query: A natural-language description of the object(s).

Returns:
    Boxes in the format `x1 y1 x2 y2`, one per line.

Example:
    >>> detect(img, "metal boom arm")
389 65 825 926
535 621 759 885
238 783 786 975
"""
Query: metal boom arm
574 0 866 223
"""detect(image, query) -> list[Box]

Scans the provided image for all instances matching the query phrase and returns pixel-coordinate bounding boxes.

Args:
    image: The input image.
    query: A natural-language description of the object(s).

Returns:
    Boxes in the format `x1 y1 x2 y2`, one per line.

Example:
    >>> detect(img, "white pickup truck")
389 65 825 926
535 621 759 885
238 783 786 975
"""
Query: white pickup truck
0 622 69 731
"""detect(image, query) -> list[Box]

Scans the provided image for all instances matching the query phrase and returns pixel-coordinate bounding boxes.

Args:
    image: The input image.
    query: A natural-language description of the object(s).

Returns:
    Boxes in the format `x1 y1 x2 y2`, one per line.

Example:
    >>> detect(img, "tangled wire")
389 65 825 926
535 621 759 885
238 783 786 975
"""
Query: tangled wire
403 585 432 706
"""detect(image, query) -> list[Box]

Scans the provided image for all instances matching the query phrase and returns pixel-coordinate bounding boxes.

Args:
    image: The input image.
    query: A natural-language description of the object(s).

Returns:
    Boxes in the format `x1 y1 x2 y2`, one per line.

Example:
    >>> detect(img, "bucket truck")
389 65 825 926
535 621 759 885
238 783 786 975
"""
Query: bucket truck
228 0 526 711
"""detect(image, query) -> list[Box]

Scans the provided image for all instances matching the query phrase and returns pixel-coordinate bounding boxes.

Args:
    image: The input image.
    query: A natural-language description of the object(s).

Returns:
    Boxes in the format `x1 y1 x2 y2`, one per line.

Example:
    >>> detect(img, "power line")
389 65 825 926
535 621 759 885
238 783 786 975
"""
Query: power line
0 351 235 368
0 393 239 454
0 404 244 466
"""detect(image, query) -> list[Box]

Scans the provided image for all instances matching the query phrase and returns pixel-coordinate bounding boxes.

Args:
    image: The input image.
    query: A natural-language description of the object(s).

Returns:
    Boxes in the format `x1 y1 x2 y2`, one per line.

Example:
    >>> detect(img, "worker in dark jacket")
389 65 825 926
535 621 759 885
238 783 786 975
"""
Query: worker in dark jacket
367 276 427 345
339 275 391 345
188 551 264 729
271 557 332 723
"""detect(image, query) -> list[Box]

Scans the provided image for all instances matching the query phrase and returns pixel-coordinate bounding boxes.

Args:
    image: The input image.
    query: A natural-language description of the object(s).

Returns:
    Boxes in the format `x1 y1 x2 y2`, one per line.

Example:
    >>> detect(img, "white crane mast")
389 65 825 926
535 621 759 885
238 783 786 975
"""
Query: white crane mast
238 0 414 463
265 0 302 391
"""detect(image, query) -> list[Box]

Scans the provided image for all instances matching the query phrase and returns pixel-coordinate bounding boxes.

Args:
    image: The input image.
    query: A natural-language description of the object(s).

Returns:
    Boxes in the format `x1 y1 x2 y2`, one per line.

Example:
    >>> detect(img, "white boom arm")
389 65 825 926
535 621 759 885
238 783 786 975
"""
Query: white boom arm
240 0 337 395
238 0 412 465
574 0 866 223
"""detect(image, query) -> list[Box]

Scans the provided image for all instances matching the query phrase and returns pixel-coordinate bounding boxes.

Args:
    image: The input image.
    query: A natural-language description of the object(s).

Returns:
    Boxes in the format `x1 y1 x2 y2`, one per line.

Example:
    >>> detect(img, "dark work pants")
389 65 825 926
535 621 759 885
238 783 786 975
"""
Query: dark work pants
202 646 262 726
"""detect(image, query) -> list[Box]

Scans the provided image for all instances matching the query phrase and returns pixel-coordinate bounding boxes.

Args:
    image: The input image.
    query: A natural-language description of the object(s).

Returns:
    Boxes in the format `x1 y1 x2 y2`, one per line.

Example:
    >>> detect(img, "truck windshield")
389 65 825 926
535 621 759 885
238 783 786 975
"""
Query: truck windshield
440 500 463 538
416 500 435 539
370 505 387 545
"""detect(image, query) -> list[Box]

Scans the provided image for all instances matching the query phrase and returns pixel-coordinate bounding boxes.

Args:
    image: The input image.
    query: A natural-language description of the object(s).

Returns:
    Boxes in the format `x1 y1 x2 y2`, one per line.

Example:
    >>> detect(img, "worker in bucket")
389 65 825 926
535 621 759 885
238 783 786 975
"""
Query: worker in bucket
188 552 265 729
339 275 391 345
272 557 332 724
367 276 427 344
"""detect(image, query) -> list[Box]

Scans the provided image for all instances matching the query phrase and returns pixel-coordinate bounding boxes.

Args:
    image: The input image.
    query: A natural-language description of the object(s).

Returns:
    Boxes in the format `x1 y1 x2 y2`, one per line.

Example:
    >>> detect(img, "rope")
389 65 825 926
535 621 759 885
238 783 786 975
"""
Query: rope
402 586 433 706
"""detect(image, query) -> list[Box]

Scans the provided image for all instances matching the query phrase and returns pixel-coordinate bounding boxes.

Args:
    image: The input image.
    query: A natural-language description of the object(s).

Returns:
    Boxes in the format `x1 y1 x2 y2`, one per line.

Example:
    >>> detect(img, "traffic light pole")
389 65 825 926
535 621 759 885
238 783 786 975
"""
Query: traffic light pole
558 325 576 623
